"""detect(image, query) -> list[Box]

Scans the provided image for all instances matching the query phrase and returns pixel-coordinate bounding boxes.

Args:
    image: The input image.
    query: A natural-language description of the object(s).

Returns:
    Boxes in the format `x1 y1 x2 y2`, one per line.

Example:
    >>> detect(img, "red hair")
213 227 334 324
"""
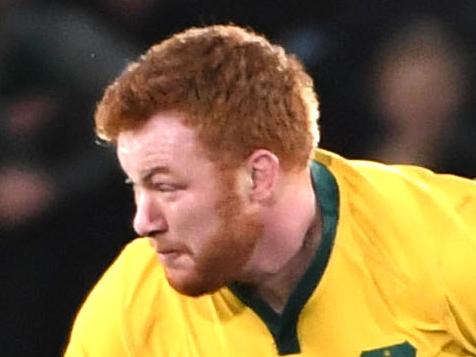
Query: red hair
96 24 319 170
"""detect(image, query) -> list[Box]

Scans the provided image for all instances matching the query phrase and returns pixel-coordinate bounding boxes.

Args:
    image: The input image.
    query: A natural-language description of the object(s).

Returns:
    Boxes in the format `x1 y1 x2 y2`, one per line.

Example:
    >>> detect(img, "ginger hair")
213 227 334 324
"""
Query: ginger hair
95 24 320 170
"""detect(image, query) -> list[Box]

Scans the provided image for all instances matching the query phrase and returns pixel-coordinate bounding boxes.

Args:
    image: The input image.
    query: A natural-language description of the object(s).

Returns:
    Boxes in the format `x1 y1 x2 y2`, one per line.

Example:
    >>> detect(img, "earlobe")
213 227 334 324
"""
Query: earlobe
247 150 280 202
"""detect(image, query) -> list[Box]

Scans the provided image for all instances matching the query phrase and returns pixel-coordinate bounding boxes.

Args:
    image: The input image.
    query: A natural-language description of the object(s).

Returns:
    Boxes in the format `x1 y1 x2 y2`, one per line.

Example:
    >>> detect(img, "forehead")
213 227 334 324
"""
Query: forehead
116 111 205 173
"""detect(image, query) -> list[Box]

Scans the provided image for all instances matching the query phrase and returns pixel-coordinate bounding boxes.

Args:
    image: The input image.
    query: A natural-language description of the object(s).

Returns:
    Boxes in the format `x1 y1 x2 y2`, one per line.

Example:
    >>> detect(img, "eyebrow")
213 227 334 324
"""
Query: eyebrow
124 166 172 186
137 166 172 183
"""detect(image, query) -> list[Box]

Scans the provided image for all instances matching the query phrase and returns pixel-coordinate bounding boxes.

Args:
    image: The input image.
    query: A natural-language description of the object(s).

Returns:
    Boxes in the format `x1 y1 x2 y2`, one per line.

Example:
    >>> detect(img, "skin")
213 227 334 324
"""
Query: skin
117 111 321 311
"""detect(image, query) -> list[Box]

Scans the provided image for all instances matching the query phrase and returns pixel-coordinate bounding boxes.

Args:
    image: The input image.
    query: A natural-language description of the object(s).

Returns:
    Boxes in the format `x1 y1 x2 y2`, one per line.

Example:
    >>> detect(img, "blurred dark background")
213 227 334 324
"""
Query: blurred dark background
0 0 475 355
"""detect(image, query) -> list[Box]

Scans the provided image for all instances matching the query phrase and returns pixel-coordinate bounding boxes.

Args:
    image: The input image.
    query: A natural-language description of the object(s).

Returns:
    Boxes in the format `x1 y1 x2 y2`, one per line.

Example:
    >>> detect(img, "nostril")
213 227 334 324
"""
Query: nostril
147 229 164 238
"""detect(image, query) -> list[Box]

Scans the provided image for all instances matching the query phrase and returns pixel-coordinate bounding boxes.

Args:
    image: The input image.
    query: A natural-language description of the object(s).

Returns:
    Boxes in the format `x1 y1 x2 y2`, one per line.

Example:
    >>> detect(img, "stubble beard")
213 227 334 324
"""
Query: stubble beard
165 171 263 297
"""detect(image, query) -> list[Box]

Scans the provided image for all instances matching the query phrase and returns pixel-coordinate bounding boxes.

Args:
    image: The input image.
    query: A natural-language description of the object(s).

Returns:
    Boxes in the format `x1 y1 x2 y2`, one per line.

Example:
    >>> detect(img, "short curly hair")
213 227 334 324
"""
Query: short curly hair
96 24 319 170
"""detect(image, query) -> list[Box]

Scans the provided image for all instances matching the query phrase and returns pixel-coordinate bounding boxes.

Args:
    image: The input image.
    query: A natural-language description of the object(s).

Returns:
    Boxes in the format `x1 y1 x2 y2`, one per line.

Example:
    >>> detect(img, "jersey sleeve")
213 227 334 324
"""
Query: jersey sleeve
64 239 154 357
393 165 476 229
440 175 476 353
390 166 476 352
410 168 476 352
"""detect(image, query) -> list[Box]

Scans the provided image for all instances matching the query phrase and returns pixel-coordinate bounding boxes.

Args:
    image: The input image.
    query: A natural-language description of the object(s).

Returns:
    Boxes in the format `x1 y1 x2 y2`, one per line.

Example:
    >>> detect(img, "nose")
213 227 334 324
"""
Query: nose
133 190 168 237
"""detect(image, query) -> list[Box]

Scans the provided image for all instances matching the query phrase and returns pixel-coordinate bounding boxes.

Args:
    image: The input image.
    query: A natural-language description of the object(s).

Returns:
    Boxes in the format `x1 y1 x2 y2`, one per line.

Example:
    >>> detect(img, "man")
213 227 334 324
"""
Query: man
65 24 476 356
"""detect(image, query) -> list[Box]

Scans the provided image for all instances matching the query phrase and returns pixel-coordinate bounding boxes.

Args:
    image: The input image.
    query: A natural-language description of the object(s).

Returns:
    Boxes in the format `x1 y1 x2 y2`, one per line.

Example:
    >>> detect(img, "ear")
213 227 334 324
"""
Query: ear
245 149 280 202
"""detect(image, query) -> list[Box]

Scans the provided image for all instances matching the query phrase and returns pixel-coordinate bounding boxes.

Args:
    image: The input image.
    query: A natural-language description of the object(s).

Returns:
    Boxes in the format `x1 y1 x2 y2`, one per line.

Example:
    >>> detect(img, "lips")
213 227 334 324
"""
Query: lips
157 248 180 256
148 237 189 265
156 243 186 256
156 244 185 258
157 249 182 265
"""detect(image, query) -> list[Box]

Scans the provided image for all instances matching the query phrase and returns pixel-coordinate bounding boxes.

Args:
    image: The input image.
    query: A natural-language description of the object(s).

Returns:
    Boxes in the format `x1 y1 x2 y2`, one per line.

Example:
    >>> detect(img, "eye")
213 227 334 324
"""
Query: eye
153 183 177 193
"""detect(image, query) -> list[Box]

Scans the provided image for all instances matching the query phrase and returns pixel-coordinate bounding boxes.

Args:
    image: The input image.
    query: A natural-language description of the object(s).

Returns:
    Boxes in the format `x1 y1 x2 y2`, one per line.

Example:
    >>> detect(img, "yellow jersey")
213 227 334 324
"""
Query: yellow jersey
65 149 476 356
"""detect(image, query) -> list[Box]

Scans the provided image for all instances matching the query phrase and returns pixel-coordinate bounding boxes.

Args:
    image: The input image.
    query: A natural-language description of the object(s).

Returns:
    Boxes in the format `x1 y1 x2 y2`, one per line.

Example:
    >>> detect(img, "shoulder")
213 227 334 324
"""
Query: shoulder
315 150 476 347
65 238 166 356
314 148 476 282
314 149 476 227
89 238 163 301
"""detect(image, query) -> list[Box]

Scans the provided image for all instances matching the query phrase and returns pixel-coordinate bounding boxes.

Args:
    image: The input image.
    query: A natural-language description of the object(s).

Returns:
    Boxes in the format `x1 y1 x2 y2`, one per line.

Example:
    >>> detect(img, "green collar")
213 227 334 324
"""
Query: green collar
229 160 339 355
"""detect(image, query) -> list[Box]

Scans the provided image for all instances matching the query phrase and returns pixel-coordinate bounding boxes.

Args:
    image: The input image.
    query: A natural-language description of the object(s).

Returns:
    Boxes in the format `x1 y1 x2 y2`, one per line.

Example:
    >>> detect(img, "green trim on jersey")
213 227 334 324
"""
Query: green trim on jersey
229 161 339 355
360 341 416 356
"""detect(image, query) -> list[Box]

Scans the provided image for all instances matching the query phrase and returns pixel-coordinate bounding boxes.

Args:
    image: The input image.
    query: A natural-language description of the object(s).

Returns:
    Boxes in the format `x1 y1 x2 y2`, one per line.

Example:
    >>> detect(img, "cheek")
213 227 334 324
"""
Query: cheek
168 195 221 245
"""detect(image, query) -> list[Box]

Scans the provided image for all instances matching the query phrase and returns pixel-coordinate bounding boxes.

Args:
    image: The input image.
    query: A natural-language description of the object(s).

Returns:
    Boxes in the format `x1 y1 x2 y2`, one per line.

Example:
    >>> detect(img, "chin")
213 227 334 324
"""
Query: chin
165 268 226 297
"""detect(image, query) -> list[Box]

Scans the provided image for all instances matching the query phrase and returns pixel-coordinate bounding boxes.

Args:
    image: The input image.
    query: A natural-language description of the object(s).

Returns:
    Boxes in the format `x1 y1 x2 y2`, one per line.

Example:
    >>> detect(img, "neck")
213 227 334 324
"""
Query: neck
255 212 322 313
234 166 322 313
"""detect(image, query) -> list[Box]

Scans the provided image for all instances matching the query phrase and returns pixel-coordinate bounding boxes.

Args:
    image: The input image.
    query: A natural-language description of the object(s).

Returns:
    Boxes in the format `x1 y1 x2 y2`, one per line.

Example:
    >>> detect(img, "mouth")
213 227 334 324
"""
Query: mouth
158 249 180 256
157 249 182 265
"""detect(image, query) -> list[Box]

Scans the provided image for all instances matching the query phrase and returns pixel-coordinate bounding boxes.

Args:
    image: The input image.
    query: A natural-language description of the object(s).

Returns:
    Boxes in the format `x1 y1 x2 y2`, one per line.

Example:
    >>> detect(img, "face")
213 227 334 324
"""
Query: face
117 111 262 296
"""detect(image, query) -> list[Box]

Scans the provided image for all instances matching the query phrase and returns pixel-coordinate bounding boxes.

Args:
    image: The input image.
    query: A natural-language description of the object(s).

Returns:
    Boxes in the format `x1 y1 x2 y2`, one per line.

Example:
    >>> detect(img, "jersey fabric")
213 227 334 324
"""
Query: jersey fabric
65 149 476 357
